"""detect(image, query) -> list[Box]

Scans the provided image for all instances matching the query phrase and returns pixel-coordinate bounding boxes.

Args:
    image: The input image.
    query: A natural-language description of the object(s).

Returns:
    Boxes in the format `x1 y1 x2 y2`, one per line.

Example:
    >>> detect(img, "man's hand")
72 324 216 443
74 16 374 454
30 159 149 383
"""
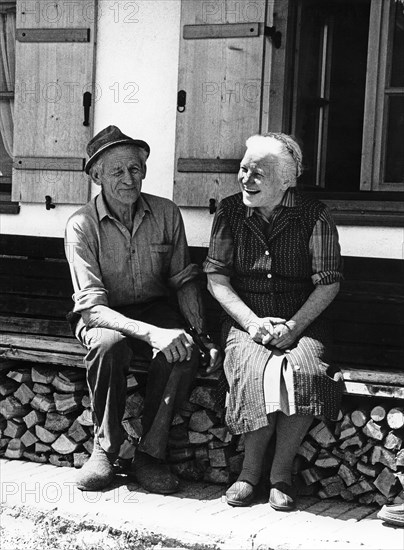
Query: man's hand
148 327 194 363
248 317 286 345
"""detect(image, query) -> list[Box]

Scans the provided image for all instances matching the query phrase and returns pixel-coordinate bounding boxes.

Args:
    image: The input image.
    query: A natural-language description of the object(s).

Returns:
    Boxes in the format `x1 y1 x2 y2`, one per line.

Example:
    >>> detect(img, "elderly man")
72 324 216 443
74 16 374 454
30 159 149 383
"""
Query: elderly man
65 125 221 494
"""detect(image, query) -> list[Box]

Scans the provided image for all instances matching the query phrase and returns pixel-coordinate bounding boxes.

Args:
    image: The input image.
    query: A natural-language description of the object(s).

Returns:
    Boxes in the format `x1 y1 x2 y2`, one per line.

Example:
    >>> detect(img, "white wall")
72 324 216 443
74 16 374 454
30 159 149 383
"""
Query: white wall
0 0 403 260
182 210 404 259
91 0 181 201
338 226 404 260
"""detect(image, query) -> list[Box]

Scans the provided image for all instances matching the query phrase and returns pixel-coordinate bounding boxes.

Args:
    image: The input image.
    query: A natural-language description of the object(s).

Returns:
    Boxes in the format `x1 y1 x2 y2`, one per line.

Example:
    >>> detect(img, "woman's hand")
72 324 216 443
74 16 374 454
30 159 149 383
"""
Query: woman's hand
248 316 286 345
271 320 302 350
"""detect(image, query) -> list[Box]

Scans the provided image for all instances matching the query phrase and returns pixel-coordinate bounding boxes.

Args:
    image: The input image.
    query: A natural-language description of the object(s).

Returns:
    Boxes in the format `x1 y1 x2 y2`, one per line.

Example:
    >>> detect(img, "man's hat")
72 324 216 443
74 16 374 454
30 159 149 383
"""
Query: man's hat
85 125 150 174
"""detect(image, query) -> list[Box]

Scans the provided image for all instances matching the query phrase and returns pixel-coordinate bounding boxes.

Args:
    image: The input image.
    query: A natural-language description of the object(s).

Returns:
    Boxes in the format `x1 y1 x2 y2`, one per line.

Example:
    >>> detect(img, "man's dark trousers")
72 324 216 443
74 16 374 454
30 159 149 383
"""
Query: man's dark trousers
77 300 199 456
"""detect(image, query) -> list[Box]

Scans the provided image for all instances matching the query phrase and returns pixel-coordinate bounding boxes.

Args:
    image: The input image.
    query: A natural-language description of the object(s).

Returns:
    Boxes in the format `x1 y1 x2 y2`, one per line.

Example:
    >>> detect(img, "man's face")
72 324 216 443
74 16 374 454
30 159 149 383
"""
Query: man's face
96 144 146 206
238 147 290 210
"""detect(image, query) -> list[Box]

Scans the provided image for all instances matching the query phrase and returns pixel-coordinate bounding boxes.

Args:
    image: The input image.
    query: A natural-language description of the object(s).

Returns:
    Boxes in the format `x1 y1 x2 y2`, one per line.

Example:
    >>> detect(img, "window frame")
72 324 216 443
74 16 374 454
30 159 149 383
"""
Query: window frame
361 0 404 192
270 0 404 226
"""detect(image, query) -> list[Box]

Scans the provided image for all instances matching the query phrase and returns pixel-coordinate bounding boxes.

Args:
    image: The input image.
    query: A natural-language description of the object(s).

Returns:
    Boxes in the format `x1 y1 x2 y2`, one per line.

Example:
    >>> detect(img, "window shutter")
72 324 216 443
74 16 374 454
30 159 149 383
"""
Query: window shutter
11 0 96 204
174 0 274 207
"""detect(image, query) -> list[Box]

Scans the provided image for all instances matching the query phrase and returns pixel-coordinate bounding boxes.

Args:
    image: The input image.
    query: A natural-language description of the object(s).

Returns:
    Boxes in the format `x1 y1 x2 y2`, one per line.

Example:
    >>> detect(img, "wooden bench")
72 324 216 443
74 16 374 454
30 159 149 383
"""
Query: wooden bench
1 235 403 399
0 235 85 368
324 256 404 399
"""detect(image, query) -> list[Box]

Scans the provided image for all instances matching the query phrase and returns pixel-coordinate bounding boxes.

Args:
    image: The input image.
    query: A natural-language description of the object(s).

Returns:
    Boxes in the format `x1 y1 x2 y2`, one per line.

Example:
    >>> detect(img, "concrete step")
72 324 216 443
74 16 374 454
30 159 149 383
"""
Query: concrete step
1 459 402 550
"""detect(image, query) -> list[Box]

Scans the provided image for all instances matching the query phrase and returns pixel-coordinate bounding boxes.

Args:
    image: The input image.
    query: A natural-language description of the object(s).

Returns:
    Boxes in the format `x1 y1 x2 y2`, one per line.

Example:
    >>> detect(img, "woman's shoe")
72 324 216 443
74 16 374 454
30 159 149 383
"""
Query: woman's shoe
377 503 404 527
269 481 296 511
226 480 255 507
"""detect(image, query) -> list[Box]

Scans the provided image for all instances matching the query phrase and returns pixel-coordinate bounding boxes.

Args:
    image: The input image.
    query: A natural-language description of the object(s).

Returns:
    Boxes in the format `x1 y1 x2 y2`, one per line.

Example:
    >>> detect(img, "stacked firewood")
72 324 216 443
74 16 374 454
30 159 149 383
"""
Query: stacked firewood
1 362 404 505
294 406 404 506
0 365 94 468
167 384 237 485
0 363 236 483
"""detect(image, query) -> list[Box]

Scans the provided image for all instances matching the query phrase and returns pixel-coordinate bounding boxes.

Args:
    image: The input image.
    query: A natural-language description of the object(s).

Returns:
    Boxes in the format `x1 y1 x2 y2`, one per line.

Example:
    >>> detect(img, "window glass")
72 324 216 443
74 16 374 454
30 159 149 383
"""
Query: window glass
292 0 370 191
384 96 404 183
384 2 404 185
390 1 404 87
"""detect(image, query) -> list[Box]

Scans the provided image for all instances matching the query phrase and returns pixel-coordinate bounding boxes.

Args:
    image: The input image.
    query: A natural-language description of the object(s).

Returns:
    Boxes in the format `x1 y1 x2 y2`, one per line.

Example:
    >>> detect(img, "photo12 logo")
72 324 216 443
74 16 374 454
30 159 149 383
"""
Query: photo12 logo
19 1 140 25
15 81 139 105
201 1 268 23
202 80 262 104
0 481 141 504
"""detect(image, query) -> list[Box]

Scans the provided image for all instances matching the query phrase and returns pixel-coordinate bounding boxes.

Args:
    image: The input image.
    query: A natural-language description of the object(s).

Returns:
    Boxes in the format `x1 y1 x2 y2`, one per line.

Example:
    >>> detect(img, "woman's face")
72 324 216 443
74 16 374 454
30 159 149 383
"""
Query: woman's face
238 147 291 210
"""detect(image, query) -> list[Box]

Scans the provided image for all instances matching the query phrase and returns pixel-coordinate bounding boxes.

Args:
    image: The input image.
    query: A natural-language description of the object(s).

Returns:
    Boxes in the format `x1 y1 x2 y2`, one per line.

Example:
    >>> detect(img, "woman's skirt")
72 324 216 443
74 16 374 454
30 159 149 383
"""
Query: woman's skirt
222 319 343 435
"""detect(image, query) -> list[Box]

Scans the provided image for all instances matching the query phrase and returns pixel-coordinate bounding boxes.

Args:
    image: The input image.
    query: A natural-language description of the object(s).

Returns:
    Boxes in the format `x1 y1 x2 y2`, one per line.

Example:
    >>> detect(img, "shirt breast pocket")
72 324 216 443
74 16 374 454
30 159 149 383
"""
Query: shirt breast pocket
150 244 173 275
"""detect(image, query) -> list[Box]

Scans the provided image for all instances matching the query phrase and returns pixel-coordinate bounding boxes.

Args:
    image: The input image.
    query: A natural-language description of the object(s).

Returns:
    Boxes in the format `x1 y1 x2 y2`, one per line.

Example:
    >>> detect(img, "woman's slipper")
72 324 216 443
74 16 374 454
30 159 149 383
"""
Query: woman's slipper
226 480 256 507
269 481 296 511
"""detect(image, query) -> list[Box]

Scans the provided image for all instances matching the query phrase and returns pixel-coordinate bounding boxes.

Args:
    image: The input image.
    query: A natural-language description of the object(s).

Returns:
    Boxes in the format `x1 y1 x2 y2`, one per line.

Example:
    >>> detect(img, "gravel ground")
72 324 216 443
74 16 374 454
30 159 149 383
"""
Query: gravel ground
0 506 218 550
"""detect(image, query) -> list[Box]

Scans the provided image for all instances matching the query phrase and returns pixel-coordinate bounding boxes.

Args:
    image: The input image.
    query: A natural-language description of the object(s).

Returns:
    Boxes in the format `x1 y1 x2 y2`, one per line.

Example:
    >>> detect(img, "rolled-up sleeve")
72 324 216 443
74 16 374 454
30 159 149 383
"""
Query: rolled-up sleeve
167 206 201 289
203 202 234 277
310 208 343 286
64 215 109 313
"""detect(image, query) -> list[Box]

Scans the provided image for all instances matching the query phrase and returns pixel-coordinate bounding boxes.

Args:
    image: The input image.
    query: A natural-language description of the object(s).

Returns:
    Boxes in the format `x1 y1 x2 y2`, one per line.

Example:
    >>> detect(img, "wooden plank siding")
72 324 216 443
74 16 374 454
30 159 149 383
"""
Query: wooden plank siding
0 236 403 398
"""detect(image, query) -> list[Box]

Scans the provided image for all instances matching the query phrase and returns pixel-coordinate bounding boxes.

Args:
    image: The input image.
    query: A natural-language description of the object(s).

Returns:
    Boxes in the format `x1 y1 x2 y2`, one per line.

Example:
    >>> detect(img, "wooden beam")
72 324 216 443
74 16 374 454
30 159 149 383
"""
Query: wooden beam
0 275 72 297
17 28 90 43
343 381 404 399
0 257 70 280
325 300 404 325
334 343 403 370
183 23 260 40
0 317 72 337
0 294 72 317
177 158 240 173
0 345 150 373
331 211 404 227
13 157 85 172
342 367 404 387
0 333 85 354
0 347 84 367
0 202 19 214
0 235 65 259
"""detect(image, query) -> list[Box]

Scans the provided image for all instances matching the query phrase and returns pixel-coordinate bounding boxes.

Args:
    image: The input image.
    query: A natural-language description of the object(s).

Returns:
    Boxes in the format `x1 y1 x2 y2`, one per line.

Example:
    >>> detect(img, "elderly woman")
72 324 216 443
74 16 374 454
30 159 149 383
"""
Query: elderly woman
204 133 343 511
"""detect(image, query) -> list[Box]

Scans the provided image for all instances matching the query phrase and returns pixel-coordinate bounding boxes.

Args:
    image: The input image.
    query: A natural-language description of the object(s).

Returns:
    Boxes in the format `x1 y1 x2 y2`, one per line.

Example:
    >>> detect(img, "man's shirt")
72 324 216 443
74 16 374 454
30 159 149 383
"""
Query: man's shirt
65 192 199 313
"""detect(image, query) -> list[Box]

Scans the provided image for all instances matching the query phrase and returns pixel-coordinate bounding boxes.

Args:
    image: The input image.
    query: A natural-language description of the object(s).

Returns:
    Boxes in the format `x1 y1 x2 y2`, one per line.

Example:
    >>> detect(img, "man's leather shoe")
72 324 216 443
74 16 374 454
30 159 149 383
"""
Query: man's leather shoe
76 439 116 491
129 451 179 494
226 481 255 507
269 481 296 511
377 503 404 527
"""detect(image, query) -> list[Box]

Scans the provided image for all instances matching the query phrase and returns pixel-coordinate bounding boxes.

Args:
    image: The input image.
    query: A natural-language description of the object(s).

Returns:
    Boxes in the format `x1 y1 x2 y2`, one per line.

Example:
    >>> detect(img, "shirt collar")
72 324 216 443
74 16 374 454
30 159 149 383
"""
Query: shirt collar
246 187 296 218
96 192 150 221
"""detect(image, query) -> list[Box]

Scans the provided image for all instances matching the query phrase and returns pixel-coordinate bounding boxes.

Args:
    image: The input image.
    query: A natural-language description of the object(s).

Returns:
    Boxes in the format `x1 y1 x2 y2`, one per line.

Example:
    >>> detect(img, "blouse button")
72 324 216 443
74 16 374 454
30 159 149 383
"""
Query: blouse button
267 273 272 279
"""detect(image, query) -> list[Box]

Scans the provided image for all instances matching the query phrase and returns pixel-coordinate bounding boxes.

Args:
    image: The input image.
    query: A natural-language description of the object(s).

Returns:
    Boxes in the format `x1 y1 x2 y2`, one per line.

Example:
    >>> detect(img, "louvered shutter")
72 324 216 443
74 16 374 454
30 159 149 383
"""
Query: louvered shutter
174 0 273 207
11 0 96 204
